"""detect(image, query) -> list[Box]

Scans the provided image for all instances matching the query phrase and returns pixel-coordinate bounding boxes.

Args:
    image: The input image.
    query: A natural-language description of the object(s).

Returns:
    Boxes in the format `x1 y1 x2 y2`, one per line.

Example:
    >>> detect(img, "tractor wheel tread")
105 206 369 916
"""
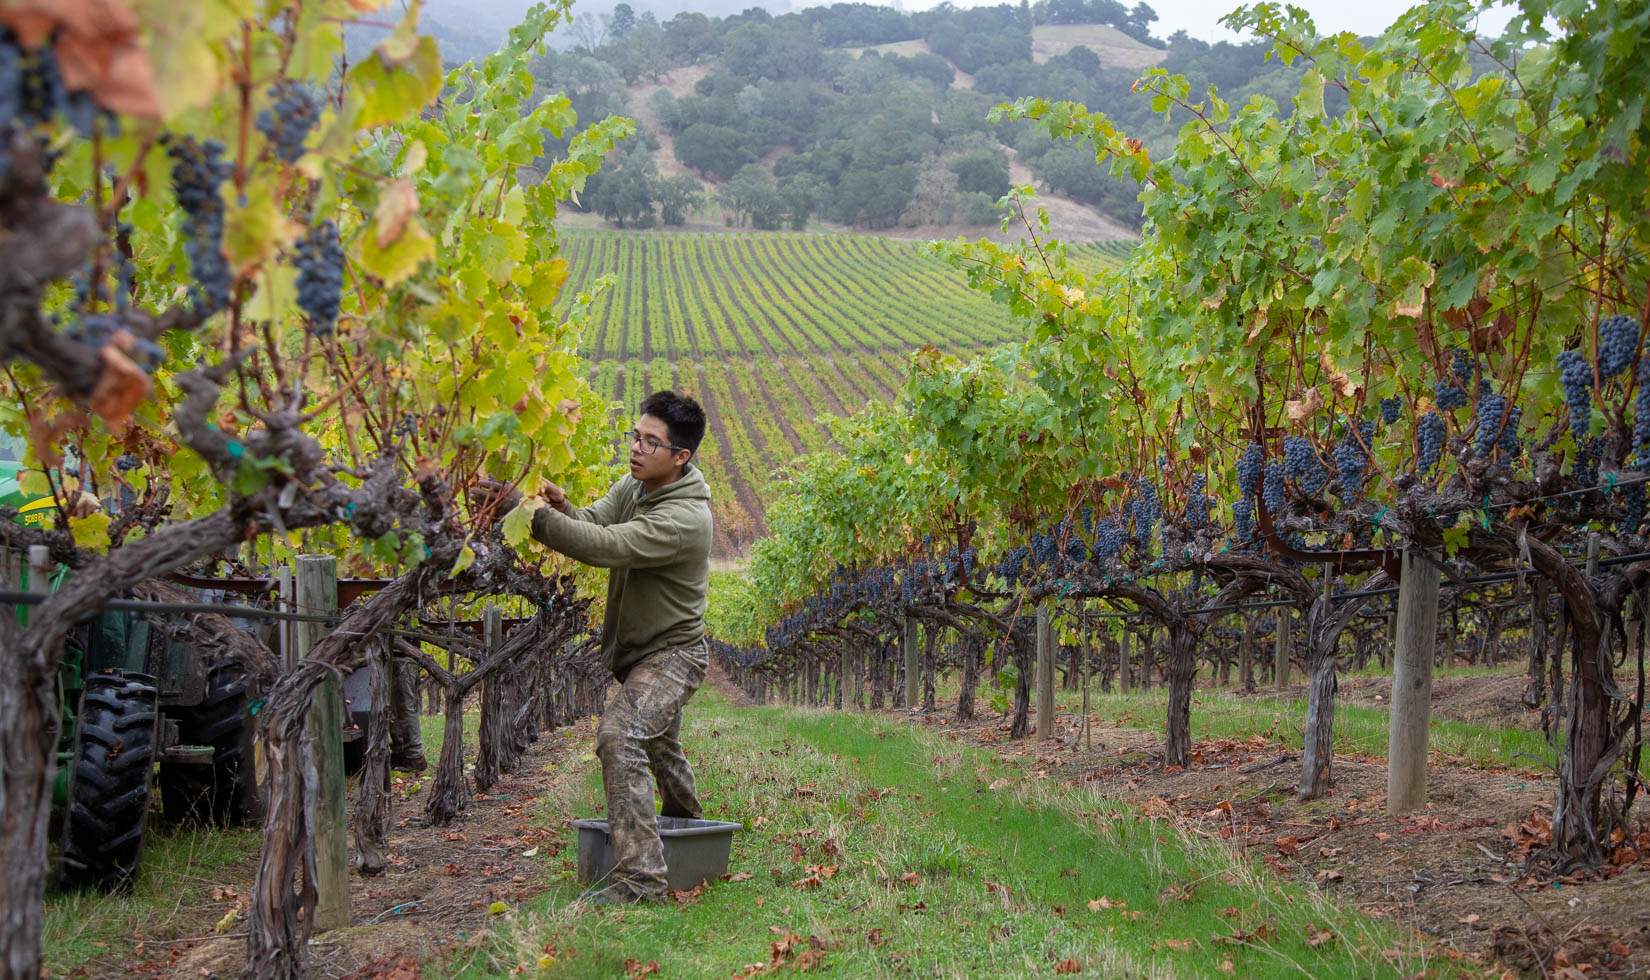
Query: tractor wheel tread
59 671 157 893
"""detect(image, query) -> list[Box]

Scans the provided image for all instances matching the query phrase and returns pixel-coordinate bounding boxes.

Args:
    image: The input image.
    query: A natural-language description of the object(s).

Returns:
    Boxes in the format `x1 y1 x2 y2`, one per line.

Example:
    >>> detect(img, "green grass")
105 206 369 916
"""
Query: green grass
1064 685 1560 774
39 703 479 977
41 824 262 976
933 662 1562 774
439 688 1447 979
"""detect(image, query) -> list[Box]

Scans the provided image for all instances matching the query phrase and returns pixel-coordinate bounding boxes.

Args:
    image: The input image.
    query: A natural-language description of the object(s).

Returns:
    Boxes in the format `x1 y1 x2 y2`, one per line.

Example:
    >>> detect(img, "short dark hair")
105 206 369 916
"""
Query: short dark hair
639 390 706 456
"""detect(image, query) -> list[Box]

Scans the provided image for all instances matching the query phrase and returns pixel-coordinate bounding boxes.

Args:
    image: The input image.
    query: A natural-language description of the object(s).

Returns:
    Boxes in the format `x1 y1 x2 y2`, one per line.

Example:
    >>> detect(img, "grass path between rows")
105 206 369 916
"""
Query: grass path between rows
443 688 1452 979
1042 681 1559 773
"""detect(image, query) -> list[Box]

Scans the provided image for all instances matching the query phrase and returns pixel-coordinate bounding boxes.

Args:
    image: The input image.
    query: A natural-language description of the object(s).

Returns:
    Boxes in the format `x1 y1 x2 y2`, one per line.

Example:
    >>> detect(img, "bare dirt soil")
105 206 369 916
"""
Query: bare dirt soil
872 671 1650 979
65 730 587 980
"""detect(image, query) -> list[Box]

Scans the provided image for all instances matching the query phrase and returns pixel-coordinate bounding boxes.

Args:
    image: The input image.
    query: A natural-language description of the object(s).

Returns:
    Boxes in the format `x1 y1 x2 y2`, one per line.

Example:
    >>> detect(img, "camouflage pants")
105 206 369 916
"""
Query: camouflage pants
596 641 708 898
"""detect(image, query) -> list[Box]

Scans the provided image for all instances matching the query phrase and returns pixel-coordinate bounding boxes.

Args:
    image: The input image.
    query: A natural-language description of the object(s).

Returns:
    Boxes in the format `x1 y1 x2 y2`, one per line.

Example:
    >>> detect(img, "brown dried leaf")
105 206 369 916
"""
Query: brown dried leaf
89 346 151 429
1285 388 1325 423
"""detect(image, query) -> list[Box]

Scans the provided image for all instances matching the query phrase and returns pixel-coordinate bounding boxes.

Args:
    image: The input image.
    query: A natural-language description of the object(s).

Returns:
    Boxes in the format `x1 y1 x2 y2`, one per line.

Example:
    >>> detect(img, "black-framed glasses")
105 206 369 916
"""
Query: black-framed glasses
627 429 686 456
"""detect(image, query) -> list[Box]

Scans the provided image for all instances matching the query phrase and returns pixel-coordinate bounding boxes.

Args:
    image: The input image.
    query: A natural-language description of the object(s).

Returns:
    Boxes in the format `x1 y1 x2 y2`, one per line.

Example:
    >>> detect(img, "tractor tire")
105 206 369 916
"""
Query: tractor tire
58 671 159 892
160 659 256 826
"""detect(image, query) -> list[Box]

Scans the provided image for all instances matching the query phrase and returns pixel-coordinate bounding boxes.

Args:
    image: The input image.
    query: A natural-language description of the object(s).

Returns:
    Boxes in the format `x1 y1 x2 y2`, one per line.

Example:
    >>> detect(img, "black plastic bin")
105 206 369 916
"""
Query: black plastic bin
572 816 741 891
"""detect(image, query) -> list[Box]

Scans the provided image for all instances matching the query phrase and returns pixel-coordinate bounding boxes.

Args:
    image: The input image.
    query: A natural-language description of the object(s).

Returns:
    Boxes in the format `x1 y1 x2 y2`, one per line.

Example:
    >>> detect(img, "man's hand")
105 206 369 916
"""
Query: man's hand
470 478 523 516
542 480 572 514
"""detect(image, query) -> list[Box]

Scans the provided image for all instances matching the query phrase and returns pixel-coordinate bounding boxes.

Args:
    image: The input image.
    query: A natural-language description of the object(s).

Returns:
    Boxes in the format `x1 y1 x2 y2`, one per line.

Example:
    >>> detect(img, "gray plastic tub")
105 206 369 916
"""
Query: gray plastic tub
572 816 742 891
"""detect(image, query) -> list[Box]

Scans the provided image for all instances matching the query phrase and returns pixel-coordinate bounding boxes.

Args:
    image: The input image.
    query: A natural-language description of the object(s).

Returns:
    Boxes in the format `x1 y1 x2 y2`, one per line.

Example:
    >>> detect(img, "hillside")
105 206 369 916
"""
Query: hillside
602 24 1155 245
844 23 1166 75
554 229 1133 558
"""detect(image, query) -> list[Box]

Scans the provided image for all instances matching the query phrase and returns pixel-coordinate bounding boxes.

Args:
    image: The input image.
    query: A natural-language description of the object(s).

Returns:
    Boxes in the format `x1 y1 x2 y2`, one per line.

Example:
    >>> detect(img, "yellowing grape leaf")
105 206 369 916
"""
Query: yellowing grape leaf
374 178 420 248
502 500 541 548
349 28 442 129
222 180 298 273
70 512 111 549
357 212 433 287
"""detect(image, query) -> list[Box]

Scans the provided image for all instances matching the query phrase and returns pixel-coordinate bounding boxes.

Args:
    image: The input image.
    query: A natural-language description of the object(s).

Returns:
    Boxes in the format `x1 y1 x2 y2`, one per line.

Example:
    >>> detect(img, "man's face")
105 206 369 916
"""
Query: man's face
629 414 688 483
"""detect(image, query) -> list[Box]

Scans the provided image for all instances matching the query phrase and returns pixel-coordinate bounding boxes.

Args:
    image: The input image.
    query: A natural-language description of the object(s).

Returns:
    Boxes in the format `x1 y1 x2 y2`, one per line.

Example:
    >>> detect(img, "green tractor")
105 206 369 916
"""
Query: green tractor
6 459 264 893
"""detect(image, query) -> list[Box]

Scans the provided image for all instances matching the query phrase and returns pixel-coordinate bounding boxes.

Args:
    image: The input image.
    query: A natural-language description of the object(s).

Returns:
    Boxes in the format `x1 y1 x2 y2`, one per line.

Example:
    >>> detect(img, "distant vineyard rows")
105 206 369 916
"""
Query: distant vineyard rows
554 231 1134 557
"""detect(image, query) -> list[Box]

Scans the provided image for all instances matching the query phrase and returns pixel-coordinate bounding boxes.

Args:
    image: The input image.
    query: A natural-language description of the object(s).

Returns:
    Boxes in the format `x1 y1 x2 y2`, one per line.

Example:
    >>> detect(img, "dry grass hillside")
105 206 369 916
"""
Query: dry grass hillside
611 24 1153 245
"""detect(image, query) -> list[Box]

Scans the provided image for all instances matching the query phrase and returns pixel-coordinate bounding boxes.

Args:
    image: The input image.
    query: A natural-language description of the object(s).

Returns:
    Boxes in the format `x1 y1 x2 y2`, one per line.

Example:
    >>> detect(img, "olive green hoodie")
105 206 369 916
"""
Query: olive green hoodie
530 464 713 677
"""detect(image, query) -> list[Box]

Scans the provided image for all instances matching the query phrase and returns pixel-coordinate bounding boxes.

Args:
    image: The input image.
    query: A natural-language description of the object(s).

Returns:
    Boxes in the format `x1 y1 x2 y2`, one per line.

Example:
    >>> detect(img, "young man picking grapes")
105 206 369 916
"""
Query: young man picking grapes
475 391 713 905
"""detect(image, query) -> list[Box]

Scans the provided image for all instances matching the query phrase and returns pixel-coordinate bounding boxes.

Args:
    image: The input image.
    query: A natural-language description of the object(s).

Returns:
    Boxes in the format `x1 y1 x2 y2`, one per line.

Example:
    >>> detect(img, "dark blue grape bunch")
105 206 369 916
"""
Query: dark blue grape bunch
1184 473 1209 527
1261 460 1287 518
1380 397 1402 425
1474 390 1508 457
1236 442 1264 501
1332 421 1371 503
1634 357 1650 469
1130 479 1160 550
1433 348 1473 410
1574 437 1601 487
1434 376 1469 411
1597 315 1641 380
1417 410 1446 473
998 545 1028 586
1497 404 1522 459
168 137 233 316
257 82 320 164
295 220 344 334
1092 518 1123 559
1232 498 1254 543
1622 485 1645 536
1284 435 1328 496
1031 531 1057 567
1557 348 1594 439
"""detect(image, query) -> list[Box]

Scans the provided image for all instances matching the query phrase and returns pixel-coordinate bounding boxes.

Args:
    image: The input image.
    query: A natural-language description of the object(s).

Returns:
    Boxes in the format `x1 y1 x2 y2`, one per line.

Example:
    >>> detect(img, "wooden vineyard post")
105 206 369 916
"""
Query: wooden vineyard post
1388 549 1441 815
840 646 853 711
1036 606 1055 740
295 554 349 931
277 564 294 671
1240 613 1255 693
1274 609 1291 691
1119 626 1130 692
903 616 920 708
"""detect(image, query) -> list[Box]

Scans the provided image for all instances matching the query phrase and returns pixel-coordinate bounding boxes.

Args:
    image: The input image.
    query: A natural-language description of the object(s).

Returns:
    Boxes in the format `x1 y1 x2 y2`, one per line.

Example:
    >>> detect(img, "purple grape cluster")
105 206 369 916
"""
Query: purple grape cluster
257 82 319 164
1622 485 1645 535
1184 473 1210 527
1262 460 1288 518
1475 390 1508 457
1417 410 1446 472
1130 479 1160 550
1332 420 1373 502
1284 435 1328 495
1232 498 1254 542
1380 397 1402 424
1498 404 1523 458
295 220 344 334
64 313 165 373
1236 442 1264 501
168 137 233 316
1434 376 1469 411
1574 437 1600 486
1451 347 1475 383
1434 349 1474 410
1092 518 1124 559
1597 315 1640 379
1558 348 1594 438
1635 357 1650 468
